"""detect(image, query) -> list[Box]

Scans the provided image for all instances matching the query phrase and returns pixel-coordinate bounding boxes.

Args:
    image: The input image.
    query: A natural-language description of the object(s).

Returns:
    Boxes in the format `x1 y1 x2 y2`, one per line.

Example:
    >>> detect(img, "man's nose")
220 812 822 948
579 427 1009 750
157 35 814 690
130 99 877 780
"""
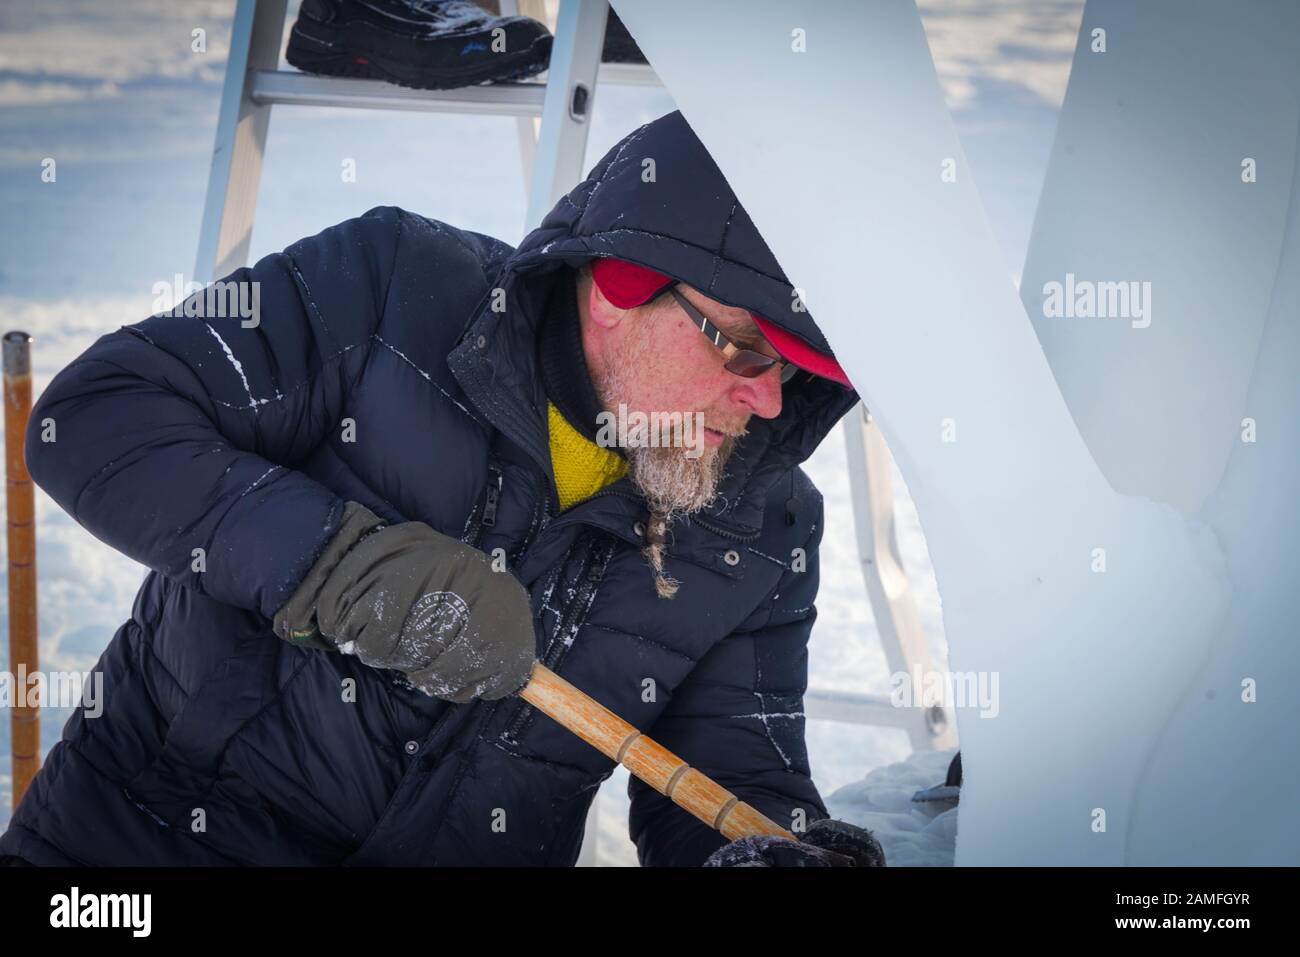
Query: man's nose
730 365 785 419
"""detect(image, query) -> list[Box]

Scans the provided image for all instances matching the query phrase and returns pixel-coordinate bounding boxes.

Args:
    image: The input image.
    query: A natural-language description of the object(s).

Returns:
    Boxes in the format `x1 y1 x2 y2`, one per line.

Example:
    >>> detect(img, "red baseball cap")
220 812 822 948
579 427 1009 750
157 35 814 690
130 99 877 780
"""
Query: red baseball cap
588 257 852 389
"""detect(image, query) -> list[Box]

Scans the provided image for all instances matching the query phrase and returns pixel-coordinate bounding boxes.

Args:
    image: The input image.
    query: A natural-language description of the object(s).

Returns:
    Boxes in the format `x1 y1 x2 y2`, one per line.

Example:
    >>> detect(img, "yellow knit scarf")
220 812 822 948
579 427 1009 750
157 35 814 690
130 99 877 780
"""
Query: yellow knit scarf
547 399 628 511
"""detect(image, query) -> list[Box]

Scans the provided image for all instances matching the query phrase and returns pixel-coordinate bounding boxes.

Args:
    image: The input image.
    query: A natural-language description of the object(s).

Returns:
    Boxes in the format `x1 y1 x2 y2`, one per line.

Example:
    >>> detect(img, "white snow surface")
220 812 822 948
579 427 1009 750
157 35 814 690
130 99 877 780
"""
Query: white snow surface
825 748 959 867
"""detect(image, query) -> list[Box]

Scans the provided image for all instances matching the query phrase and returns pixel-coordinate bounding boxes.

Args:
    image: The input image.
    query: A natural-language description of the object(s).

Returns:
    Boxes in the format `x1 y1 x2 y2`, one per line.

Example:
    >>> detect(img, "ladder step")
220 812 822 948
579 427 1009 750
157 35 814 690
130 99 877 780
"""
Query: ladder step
594 62 661 88
251 69 548 116
251 62 661 117
803 689 924 730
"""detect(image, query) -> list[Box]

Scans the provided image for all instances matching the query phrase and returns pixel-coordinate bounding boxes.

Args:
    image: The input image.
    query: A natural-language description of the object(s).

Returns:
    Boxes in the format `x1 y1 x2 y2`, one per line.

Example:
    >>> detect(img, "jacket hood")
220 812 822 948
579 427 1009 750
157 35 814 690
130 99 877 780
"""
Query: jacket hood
449 110 860 535
515 110 843 359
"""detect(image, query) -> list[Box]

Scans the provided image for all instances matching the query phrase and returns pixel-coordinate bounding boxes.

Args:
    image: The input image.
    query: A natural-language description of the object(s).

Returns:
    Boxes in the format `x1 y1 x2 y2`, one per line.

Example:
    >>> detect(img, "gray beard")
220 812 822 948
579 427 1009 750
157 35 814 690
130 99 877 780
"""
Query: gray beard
623 435 739 522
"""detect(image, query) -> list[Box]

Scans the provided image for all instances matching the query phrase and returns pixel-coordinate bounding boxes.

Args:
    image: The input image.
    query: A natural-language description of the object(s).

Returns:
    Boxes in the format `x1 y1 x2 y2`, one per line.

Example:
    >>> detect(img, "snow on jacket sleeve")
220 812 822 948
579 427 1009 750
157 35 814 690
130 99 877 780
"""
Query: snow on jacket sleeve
627 500 831 866
24 206 405 620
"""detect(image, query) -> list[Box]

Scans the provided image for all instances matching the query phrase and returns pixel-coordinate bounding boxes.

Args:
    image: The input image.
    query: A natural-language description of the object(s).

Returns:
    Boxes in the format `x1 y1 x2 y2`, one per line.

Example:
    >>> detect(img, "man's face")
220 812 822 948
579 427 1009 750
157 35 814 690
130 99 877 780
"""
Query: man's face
577 269 787 519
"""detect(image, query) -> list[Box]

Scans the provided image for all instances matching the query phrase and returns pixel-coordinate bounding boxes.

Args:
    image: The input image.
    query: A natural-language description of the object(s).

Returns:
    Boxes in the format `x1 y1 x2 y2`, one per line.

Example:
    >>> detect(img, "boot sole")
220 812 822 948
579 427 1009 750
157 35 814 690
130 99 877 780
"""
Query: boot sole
286 24 553 91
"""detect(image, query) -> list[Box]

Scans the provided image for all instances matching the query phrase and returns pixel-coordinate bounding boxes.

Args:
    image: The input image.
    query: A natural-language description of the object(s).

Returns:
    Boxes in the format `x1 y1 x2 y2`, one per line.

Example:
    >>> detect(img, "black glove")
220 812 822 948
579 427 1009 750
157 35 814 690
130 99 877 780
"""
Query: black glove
703 818 886 867
273 501 538 703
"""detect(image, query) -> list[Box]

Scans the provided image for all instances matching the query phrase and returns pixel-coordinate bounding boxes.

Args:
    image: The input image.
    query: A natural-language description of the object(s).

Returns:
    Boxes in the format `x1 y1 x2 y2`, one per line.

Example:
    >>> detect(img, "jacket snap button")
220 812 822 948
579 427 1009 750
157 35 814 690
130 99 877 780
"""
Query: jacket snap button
404 740 420 755
476 334 487 349
633 522 645 538
723 549 741 566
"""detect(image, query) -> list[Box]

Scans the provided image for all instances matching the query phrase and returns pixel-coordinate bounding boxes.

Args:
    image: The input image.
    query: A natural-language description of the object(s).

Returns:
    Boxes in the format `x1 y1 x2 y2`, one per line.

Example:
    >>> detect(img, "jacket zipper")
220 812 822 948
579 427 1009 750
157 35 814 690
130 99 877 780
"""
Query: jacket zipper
481 468 502 528
489 473 753 743
690 512 762 543
503 534 611 744
462 464 503 546
508 489 549 567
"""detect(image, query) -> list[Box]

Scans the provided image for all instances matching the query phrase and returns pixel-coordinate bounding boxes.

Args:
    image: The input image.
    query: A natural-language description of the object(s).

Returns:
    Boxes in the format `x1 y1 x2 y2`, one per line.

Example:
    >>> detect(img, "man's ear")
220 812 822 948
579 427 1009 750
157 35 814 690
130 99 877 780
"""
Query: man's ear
581 270 630 332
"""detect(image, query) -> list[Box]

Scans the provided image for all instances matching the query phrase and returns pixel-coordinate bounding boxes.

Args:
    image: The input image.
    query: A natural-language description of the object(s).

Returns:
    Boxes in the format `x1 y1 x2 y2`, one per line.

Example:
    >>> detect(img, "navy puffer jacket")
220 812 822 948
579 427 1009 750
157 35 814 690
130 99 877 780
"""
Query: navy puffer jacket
0 110 859 866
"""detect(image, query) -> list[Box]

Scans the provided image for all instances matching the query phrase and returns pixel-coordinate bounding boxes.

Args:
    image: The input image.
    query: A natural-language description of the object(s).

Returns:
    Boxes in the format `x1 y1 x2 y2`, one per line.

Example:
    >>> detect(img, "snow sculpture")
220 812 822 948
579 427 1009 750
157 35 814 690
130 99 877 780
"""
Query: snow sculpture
613 0 1297 863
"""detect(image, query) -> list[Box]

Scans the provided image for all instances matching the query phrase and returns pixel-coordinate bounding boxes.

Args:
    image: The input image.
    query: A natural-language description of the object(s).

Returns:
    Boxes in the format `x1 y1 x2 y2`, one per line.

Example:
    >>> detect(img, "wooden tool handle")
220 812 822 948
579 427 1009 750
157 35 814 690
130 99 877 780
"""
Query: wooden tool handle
518 662 794 842
4 332 39 812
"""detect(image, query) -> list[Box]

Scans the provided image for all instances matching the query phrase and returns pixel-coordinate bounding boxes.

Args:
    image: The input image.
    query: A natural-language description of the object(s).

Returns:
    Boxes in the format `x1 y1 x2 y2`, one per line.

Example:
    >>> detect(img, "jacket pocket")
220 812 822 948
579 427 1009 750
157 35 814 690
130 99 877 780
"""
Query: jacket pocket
124 635 291 827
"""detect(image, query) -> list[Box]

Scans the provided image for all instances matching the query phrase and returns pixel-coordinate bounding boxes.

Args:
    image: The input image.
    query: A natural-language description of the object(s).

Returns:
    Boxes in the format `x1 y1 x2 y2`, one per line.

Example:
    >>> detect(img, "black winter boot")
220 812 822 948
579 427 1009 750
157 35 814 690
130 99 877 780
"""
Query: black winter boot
287 0 554 91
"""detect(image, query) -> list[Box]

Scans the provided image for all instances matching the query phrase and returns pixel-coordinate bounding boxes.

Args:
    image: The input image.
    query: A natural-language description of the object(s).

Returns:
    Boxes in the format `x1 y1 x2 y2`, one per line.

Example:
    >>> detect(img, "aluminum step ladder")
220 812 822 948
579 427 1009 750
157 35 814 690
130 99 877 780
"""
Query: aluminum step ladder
195 0 654 282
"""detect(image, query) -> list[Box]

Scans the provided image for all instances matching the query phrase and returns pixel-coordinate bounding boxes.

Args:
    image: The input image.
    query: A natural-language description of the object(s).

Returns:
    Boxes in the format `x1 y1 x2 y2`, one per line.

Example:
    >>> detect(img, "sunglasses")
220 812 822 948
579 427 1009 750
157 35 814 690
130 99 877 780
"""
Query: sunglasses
668 287 800 384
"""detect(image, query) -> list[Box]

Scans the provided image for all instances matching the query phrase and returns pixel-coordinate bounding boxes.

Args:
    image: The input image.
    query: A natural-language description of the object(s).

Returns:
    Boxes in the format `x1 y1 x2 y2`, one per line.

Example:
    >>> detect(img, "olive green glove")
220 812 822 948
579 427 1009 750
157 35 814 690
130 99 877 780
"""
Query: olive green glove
273 501 537 703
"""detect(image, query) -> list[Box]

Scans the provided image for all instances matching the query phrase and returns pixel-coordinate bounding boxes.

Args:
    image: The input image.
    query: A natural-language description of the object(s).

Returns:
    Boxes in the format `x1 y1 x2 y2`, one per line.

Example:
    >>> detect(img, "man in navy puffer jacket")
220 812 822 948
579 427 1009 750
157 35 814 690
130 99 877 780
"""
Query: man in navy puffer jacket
0 110 881 867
